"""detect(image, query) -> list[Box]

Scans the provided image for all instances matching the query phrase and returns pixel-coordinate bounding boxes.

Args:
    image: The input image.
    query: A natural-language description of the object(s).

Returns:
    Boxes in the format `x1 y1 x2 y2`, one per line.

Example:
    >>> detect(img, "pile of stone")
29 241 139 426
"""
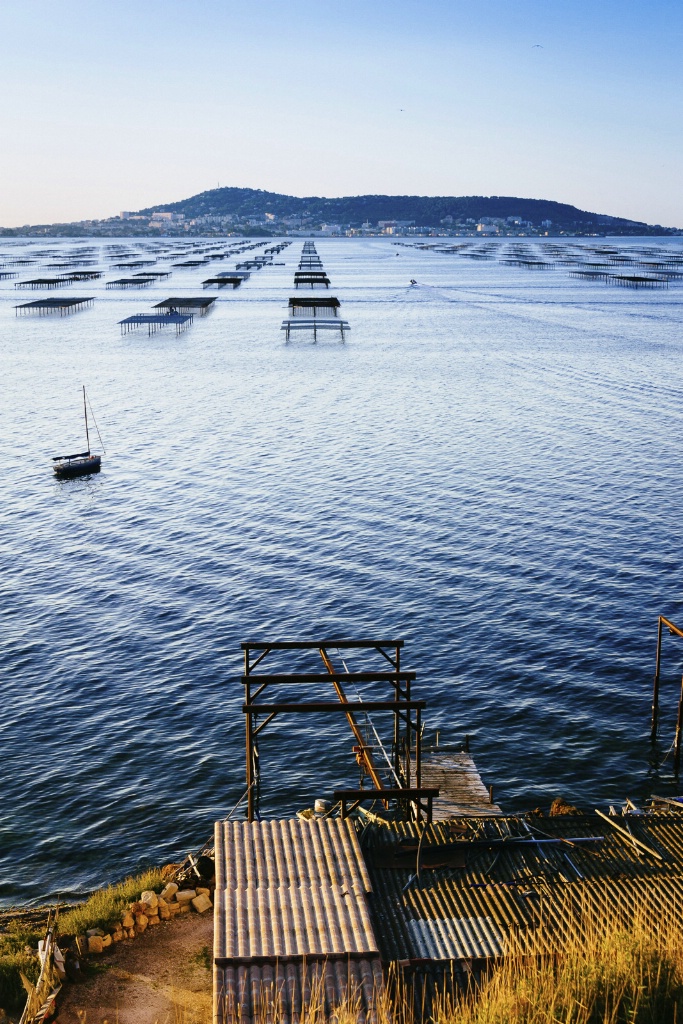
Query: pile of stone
86 882 212 954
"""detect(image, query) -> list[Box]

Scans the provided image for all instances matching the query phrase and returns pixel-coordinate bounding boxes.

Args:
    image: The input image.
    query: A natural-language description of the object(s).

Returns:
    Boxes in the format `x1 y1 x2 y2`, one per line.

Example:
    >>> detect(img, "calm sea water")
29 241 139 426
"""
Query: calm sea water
2 235 683 906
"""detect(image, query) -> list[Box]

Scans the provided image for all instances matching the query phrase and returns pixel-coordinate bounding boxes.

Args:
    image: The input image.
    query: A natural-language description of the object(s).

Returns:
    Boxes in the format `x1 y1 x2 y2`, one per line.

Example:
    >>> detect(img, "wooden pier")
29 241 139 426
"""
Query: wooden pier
418 749 502 817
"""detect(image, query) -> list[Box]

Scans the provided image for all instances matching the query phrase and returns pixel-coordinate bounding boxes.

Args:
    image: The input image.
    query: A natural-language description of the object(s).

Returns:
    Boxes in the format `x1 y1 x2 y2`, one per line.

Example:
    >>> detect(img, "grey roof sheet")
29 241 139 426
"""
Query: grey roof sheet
214 957 383 1024
362 813 683 962
214 819 376 961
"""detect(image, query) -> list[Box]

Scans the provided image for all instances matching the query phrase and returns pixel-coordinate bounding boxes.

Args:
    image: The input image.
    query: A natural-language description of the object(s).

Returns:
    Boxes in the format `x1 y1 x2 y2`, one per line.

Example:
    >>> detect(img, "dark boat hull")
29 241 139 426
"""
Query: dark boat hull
53 456 101 478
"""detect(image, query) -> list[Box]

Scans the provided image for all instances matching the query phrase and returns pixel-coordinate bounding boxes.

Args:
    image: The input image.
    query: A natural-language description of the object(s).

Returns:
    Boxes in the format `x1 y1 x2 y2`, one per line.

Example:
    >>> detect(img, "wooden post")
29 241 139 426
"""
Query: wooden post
652 616 663 741
674 675 683 775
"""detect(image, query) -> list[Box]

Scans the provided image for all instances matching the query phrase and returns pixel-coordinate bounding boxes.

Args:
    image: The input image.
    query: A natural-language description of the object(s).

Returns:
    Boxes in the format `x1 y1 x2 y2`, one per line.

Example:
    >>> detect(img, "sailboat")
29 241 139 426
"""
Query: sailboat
52 386 103 478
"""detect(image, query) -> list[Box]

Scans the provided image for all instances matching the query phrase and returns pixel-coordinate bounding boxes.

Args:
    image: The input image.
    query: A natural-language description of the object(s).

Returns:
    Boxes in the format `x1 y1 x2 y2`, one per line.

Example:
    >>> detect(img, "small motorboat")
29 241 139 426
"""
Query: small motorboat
53 386 104 478
410 279 417 285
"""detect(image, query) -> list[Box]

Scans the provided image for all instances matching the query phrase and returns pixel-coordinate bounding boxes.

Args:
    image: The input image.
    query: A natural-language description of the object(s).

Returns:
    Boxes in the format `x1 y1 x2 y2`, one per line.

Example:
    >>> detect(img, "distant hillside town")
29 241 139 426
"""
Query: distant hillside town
2 187 679 237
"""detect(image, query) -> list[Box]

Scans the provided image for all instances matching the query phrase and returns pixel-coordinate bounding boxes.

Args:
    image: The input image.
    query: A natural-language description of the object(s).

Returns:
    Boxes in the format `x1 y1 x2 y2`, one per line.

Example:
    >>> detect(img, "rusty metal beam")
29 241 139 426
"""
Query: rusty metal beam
319 646 385 792
243 701 426 713
652 615 683 743
662 616 683 639
333 788 439 799
253 712 278 738
246 647 271 673
334 788 439 822
241 639 405 651
240 672 416 684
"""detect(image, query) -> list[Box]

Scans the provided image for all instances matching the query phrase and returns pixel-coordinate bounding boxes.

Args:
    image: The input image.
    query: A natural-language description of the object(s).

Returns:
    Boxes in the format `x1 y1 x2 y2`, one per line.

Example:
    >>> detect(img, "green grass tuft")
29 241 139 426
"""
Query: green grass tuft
58 867 165 936
0 923 41 1013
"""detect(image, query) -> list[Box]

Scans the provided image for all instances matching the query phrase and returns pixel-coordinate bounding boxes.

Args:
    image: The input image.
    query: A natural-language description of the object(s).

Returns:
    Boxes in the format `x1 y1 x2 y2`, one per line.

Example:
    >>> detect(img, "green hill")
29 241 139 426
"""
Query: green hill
139 187 674 234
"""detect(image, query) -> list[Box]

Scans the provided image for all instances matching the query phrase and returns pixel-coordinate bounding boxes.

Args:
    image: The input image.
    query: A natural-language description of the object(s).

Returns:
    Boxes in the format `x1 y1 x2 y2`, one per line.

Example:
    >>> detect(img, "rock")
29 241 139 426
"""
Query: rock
175 889 196 905
130 901 146 914
196 887 211 897
112 930 123 942
101 934 112 948
160 882 178 901
549 796 581 816
179 903 190 914
87 935 104 954
134 913 149 932
141 890 159 909
168 903 181 916
122 912 134 929
86 928 104 937
191 893 212 914
147 915 160 926
126 928 136 939
159 905 171 920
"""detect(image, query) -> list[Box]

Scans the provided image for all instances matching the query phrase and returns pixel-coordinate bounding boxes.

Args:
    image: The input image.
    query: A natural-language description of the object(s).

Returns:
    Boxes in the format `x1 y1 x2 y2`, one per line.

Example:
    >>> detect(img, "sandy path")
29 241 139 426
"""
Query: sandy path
56 913 213 1024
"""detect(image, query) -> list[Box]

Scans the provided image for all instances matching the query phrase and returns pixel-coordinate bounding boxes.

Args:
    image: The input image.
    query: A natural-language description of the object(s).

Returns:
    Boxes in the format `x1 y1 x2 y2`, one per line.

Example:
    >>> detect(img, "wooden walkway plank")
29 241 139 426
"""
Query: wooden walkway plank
418 751 502 817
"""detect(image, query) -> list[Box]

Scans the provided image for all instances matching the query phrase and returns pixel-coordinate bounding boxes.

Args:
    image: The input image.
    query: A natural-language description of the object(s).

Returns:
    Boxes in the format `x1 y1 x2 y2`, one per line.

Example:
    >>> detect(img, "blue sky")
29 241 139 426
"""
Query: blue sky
1 0 681 226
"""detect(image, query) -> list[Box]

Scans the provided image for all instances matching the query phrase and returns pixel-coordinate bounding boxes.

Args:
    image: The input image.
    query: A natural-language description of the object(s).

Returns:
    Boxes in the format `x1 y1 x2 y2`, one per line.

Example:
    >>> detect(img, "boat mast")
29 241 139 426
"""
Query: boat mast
83 385 91 454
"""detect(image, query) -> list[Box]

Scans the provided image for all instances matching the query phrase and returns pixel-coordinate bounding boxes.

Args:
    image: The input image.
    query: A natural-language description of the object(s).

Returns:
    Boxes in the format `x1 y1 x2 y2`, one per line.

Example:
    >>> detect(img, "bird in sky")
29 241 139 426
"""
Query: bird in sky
532 43 543 48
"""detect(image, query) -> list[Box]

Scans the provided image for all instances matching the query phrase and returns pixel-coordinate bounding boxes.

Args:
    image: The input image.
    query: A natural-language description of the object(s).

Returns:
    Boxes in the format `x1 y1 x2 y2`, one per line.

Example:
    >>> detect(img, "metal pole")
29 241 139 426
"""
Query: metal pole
83 386 91 453
405 676 411 791
652 616 663 741
416 707 422 791
675 675 683 775
245 648 254 821
394 644 401 783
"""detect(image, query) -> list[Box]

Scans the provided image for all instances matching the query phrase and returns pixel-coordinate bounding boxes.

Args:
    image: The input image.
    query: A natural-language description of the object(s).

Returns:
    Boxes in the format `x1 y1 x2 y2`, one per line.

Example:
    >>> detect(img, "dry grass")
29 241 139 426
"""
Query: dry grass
433 904 683 1024
58 868 165 936
204 904 683 1024
19 888 683 1024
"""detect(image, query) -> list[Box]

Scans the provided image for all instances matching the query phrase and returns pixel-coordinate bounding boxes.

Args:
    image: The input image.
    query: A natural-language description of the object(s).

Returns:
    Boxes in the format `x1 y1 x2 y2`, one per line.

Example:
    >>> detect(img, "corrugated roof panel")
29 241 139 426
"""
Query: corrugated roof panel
361 814 683 962
214 819 378 964
214 958 384 1024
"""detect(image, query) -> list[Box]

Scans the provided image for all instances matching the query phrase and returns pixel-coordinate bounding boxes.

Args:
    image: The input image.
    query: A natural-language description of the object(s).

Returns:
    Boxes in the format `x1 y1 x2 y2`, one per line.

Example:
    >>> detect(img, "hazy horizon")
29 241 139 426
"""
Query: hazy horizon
1 0 681 228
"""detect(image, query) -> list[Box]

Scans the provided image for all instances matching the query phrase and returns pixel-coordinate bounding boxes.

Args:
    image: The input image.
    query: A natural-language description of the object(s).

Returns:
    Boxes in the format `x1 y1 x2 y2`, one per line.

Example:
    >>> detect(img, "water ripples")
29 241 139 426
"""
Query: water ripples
2 237 683 904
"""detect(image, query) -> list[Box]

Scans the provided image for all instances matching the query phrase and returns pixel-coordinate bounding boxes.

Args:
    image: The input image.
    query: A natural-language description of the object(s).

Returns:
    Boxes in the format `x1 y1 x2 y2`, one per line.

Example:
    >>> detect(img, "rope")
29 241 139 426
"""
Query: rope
86 393 106 453
335 648 401 786
223 781 256 822
657 736 676 769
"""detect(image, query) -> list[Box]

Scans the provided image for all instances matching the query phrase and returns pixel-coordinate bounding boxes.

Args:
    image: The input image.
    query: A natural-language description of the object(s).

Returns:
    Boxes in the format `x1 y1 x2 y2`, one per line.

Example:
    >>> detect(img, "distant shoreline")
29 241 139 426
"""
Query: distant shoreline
1 230 681 240
3 185 679 237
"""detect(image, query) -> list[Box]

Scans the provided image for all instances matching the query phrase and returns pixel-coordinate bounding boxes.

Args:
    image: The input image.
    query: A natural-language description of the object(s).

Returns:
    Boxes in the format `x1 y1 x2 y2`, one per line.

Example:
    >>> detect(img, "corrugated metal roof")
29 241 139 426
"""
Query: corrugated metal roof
214 958 384 1024
212 810 683 1020
214 819 377 960
362 813 683 962
213 819 381 1023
